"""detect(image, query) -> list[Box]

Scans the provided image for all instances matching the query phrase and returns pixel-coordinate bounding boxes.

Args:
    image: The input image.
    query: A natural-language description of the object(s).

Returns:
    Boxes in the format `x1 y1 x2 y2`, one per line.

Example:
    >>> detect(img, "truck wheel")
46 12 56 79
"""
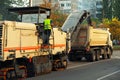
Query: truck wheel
90 51 96 62
107 53 111 59
102 54 107 59
95 50 100 61
102 48 107 59
107 48 112 59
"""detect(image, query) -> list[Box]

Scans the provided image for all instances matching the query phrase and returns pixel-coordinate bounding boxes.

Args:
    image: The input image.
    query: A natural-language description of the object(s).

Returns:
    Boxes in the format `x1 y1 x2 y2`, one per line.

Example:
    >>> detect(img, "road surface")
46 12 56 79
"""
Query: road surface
27 50 120 80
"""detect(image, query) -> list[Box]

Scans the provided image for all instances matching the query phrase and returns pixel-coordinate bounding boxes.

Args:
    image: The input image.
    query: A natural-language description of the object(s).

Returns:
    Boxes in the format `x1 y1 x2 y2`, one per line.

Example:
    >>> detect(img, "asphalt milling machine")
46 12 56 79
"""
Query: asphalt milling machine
0 6 68 80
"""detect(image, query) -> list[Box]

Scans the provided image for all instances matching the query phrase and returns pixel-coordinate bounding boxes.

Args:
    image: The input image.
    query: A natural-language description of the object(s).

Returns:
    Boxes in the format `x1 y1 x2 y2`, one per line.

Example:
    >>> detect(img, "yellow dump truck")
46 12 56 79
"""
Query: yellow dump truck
0 6 68 80
62 11 113 61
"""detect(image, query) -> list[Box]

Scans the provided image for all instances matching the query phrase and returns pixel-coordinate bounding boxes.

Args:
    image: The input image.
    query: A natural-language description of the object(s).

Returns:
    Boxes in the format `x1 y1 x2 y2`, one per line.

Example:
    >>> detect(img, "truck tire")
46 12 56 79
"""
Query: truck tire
95 50 100 61
107 48 112 59
102 54 107 59
102 52 107 59
90 50 96 62
102 48 107 59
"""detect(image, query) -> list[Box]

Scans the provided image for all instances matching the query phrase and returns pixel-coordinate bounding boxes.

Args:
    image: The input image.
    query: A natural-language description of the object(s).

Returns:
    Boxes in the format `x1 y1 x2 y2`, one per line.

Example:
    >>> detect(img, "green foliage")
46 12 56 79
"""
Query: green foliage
113 45 120 50
103 0 120 20
103 0 112 19
91 18 101 27
11 0 28 7
0 0 12 20
51 11 68 27
101 18 120 40
0 14 2 20
0 0 28 21
113 0 120 20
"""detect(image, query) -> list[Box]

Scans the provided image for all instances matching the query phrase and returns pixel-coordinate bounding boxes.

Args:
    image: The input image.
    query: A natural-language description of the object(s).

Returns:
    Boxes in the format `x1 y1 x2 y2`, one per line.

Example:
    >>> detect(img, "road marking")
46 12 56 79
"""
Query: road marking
97 70 120 80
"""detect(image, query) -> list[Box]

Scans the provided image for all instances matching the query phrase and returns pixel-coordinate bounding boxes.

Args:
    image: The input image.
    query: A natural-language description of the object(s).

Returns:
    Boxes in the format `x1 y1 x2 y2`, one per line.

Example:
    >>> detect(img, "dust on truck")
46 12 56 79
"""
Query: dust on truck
62 11 113 62
0 6 68 80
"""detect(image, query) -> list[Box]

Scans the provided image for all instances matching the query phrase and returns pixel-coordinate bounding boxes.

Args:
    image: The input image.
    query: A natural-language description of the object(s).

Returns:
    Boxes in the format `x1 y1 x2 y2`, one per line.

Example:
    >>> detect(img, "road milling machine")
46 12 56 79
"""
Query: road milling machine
0 6 68 80
62 10 113 62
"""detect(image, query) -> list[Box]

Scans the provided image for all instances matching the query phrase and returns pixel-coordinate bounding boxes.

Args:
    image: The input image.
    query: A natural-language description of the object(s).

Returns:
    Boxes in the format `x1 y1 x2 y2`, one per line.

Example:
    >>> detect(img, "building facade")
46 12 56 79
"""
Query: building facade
71 0 78 11
32 0 43 6
59 0 71 14
31 0 103 19
31 0 71 14
72 0 96 17
96 0 103 19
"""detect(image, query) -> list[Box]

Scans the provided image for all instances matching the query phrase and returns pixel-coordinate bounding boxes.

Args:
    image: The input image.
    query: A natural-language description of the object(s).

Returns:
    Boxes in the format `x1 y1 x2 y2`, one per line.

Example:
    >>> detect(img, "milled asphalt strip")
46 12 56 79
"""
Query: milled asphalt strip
67 59 111 70
97 70 120 80
67 56 120 70
67 62 94 69
112 56 120 59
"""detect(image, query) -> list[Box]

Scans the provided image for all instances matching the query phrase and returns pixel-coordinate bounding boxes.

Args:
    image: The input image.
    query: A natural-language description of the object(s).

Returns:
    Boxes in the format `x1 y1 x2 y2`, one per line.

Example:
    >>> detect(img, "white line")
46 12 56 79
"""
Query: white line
97 70 120 80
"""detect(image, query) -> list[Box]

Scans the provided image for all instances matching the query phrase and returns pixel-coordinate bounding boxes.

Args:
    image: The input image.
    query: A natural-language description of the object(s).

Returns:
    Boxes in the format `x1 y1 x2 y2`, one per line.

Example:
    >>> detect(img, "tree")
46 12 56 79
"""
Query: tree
0 0 12 20
40 1 68 27
11 0 28 7
103 0 112 20
0 0 28 20
100 18 120 40
113 0 120 20
51 11 67 27
103 0 120 20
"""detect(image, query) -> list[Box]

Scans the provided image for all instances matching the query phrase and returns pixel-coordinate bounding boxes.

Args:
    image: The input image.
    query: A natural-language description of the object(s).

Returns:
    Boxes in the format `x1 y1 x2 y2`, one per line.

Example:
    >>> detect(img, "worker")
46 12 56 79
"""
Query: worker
43 16 53 45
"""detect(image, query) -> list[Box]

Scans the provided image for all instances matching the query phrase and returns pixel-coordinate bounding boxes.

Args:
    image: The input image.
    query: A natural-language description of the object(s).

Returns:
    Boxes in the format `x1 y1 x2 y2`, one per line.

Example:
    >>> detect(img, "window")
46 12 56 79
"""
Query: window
61 3 64 7
66 3 71 7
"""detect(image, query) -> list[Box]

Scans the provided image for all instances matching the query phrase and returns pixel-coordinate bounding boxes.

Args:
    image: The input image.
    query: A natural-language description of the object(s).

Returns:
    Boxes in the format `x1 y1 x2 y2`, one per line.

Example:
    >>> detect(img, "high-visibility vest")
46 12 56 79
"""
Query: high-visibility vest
44 19 51 30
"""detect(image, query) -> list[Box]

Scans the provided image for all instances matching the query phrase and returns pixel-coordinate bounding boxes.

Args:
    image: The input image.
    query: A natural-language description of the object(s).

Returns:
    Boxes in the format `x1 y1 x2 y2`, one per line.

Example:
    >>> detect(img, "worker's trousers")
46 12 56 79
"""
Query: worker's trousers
43 29 51 44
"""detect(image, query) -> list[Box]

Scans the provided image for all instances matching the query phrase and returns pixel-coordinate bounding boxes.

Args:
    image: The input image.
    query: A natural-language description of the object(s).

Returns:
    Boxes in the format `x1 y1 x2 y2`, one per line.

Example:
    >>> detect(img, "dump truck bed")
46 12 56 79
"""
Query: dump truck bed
71 26 109 49
61 10 110 50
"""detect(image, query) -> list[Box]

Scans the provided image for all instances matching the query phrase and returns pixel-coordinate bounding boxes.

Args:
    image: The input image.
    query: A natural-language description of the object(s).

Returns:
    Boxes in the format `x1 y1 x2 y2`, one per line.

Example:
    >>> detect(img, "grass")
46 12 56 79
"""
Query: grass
113 45 120 50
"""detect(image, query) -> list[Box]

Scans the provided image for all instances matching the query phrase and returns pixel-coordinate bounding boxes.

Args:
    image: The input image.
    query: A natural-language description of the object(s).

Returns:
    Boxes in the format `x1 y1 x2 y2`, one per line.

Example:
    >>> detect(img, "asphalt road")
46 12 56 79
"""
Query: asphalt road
27 50 120 80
